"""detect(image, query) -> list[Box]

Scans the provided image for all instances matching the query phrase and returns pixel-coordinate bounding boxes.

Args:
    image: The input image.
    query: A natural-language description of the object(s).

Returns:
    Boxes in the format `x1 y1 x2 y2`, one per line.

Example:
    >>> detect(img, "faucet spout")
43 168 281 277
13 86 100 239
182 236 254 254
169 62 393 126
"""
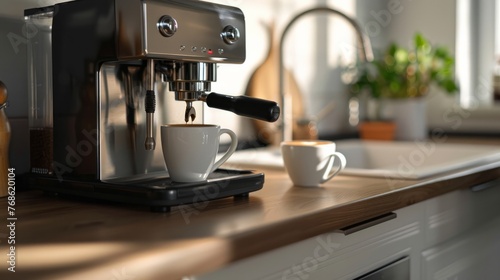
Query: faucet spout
278 7 373 142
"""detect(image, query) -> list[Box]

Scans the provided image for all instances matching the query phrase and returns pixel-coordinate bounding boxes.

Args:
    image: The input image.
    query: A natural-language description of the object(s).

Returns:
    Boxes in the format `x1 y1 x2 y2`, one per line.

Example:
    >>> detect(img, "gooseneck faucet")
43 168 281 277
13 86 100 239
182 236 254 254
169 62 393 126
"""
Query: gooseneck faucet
278 7 373 142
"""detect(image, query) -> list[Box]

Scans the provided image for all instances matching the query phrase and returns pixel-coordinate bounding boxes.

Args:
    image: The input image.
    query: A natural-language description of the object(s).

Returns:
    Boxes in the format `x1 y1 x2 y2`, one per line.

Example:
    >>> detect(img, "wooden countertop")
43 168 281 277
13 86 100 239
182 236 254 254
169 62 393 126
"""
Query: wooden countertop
2 139 500 280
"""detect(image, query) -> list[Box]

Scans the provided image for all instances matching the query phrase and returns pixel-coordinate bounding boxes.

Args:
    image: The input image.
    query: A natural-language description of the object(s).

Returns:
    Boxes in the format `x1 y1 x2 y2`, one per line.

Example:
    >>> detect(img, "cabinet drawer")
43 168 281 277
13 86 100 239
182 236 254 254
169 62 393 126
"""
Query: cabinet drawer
421 216 500 280
423 179 500 248
467 178 500 226
423 190 471 248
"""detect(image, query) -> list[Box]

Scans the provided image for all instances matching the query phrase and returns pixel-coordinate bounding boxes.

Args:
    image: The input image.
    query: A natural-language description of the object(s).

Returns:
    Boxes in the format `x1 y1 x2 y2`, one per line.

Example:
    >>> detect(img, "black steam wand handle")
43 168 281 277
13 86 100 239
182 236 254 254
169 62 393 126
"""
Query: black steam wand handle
204 92 280 122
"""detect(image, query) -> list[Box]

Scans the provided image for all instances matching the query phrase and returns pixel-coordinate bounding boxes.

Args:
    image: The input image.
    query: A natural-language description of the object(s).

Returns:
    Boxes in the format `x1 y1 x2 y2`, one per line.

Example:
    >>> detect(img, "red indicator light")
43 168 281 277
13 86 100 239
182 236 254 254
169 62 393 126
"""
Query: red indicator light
207 49 213 55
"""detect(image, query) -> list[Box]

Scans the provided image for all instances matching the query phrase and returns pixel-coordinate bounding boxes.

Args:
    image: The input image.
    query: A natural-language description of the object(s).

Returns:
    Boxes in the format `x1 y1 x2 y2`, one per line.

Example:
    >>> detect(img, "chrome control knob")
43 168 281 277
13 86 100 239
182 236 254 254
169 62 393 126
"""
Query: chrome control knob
157 15 178 37
221 25 240 45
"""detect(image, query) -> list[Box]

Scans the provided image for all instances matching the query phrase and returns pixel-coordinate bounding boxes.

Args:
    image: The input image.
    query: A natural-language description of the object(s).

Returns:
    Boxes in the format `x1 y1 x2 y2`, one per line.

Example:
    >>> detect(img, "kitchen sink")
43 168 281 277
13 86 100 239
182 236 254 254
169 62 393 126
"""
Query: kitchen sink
225 139 500 179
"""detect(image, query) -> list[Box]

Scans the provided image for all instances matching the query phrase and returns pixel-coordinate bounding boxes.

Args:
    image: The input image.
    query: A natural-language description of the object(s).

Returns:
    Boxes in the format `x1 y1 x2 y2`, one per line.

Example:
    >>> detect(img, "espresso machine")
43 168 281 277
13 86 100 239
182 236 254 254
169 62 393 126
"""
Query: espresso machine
26 0 279 211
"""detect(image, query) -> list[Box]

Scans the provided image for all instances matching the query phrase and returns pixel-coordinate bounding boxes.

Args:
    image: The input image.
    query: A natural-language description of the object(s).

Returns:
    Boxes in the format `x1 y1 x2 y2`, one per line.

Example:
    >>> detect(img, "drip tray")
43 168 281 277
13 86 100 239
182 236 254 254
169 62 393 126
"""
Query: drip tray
30 169 264 212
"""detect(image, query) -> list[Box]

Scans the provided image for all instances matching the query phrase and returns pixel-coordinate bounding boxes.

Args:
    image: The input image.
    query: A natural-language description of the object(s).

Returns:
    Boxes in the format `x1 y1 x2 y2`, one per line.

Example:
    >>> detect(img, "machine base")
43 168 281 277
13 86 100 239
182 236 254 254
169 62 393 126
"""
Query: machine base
29 169 264 212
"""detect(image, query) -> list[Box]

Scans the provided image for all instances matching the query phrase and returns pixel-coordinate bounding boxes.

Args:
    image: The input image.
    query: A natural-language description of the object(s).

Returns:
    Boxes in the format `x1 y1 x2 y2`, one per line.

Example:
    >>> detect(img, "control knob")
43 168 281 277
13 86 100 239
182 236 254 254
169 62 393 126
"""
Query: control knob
158 15 178 37
221 25 240 45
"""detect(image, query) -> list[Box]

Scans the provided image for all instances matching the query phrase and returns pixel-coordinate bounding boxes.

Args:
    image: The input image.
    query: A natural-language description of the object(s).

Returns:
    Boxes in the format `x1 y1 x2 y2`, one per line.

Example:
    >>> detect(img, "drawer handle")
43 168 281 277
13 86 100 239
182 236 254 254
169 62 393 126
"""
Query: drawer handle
470 178 500 192
336 212 397 235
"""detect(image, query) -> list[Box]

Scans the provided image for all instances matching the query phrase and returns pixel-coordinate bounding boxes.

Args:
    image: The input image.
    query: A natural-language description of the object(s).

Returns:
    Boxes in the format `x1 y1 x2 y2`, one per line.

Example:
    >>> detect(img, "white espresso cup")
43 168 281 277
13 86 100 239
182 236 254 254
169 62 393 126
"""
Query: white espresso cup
161 124 238 182
281 140 347 187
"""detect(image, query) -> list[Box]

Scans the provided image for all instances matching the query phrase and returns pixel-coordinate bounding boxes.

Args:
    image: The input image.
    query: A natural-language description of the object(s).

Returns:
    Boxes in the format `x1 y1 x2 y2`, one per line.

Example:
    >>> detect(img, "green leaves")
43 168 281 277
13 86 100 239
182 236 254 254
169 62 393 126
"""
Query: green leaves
348 32 459 99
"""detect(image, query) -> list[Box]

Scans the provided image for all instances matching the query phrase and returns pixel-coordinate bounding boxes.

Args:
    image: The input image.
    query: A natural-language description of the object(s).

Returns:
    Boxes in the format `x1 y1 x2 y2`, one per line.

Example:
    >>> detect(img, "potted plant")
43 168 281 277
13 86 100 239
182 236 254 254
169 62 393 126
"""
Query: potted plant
347 32 459 140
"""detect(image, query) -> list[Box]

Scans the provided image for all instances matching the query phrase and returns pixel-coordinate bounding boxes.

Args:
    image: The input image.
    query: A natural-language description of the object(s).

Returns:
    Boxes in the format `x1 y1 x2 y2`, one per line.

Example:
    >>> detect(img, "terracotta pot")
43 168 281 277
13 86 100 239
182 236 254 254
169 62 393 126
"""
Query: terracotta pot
359 121 396 141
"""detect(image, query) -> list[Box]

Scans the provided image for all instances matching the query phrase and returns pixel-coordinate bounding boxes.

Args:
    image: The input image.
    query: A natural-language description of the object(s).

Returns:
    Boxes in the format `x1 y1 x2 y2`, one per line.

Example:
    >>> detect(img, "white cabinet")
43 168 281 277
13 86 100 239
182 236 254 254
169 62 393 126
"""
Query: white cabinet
421 216 500 280
422 189 472 248
421 179 500 280
423 179 500 248
194 203 424 280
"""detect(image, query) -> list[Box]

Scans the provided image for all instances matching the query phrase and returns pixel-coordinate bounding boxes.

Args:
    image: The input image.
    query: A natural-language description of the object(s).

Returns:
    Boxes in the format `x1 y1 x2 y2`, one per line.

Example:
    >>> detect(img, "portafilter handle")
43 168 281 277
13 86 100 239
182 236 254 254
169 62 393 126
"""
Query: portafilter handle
203 92 280 122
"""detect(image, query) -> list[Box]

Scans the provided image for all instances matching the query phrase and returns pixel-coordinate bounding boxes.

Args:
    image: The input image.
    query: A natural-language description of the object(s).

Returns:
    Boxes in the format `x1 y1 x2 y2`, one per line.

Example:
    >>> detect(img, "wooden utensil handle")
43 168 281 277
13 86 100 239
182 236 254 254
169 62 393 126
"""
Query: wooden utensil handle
0 110 11 197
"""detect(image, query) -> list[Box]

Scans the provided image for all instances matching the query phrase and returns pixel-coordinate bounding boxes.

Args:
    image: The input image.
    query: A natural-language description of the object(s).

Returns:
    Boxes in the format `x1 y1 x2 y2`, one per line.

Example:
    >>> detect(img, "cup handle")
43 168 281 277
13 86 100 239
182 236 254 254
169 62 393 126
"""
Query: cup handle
211 128 238 173
321 152 347 183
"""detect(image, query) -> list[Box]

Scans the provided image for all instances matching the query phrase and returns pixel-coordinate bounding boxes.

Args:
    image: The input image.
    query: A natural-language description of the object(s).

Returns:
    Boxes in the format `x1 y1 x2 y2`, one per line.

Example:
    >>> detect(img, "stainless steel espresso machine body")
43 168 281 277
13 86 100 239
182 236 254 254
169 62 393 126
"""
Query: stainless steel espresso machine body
26 0 279 211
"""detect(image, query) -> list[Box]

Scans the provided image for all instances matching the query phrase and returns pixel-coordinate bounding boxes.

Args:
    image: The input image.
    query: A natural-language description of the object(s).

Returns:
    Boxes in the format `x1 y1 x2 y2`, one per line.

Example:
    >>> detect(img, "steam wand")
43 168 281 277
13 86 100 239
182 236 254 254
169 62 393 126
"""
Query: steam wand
145 59 156 150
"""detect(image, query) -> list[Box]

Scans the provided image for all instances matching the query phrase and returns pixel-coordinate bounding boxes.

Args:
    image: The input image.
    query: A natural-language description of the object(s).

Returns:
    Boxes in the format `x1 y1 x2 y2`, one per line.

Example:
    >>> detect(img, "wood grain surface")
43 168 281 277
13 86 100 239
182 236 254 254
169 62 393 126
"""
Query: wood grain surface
1 160 500 280
0 109 10 198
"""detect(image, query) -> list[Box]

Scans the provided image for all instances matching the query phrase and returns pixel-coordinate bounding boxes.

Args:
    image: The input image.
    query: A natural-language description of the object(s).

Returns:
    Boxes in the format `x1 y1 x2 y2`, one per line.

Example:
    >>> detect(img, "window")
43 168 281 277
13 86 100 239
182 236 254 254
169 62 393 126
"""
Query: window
457 0 500 108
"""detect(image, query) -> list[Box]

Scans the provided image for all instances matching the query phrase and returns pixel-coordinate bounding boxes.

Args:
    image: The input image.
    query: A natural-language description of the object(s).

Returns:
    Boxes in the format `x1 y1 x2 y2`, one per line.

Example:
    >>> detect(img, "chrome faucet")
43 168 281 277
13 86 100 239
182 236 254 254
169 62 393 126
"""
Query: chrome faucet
278 7 373 142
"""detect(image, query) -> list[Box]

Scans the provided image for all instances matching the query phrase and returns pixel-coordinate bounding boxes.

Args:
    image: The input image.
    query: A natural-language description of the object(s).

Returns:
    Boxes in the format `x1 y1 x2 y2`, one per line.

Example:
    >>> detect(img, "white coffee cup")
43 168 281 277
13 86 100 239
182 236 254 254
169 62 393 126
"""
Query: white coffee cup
281 140 347 187
161 124 238 182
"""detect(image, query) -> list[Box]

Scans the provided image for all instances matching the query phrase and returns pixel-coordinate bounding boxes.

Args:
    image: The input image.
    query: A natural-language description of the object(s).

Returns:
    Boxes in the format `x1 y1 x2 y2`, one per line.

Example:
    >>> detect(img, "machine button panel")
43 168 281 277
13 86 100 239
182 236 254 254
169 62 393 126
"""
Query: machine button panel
157 15 178 37
221 25 240 45
145 1 245 63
